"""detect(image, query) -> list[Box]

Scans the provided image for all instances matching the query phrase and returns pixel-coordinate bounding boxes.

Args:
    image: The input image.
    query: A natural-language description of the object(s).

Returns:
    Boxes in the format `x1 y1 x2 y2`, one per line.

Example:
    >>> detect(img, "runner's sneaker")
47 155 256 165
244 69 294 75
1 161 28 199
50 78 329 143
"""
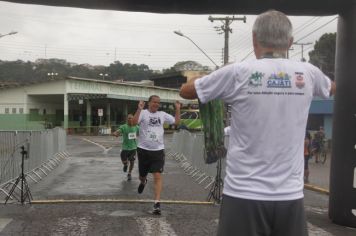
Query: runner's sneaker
123 165 128 172
152 202 161 215
127 173 132 181
138 179 147 194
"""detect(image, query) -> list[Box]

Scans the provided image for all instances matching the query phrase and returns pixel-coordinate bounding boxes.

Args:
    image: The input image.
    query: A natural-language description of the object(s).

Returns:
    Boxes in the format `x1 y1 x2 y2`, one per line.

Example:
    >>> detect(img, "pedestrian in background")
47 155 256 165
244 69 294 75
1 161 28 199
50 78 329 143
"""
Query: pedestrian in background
312 126 325 163
113 114 139 181
304 130 312 183
133 95 181 215
180 10 335 236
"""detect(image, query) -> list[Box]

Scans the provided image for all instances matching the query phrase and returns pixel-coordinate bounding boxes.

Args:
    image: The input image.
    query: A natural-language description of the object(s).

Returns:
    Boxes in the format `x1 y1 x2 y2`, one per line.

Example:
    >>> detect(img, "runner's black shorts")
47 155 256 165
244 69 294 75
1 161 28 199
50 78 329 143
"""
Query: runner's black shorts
120 149 136 162
137 147 165 177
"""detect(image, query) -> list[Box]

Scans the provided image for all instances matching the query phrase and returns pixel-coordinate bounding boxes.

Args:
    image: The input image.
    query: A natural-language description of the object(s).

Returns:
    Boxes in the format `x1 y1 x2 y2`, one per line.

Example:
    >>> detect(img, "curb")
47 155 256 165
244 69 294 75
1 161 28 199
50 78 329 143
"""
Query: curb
31 199 215 205
304 184 329 195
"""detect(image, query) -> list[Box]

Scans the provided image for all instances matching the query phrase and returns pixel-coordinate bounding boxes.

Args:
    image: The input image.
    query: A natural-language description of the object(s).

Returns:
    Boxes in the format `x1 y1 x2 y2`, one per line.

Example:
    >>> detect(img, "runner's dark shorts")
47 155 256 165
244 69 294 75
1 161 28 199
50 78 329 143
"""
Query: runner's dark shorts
137 147 165 177
120 149 136 162
217 195 308 236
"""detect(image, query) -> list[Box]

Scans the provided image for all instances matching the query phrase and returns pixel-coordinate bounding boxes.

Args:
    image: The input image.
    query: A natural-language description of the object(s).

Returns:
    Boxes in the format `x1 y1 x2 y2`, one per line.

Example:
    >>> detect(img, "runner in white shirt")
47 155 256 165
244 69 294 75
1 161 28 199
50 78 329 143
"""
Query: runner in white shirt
133 95 181 215
180 10 335 236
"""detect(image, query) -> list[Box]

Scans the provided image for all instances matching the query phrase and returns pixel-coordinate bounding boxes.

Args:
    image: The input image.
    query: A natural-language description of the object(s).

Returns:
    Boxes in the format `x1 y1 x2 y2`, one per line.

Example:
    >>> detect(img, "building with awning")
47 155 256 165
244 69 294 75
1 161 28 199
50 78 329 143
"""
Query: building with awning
0 77 190 133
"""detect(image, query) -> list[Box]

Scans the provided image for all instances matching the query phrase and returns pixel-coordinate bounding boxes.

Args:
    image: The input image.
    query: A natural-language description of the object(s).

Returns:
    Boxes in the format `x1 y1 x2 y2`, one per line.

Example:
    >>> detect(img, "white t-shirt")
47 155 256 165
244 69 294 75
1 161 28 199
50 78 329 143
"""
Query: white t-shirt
137 109 175 151
195 58 331 201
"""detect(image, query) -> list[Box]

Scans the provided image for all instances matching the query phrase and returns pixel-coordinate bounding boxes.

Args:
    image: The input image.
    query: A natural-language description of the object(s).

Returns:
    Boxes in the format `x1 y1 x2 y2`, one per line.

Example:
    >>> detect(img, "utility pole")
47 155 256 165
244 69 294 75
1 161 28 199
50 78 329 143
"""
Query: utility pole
293 42 312 61
208 15 246 65
45 44 47 59
287 47 294 59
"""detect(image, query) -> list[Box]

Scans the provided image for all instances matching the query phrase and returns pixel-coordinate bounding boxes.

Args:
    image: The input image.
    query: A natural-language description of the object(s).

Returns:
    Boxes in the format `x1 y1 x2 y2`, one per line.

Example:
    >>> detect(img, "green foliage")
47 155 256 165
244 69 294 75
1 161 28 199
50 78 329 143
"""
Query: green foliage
199 100 226 164
308 33 336 80
0 58 155 83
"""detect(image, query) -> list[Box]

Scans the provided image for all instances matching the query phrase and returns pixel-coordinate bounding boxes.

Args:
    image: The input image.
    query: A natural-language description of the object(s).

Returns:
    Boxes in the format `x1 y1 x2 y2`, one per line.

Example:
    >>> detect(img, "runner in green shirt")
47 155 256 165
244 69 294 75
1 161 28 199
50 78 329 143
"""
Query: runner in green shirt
113 114 139 181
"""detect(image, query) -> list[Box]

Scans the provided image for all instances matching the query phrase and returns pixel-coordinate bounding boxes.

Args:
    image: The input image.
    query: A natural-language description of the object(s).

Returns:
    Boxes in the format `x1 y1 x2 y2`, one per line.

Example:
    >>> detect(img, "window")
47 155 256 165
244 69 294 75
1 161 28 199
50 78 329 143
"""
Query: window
19 108 24 114
29 109 39 121
12 108 16 114
43 109 46 115
5 108 9 114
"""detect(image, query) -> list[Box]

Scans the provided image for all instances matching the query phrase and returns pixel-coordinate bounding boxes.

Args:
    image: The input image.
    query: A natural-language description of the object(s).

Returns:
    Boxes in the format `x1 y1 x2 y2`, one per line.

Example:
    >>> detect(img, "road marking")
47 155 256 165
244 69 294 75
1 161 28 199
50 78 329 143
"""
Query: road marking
213 218 331 235
103 147 113 154
82 138 106 150
308 222 333 236
352 209 356 216
305 206 328 215
136 217 177 236
51 217 89 236
0 218 12 232
353 167 356 188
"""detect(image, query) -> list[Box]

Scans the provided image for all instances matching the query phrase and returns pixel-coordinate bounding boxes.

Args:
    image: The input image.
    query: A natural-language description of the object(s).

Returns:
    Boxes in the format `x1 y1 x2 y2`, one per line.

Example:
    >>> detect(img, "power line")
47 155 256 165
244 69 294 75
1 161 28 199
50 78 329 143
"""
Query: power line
241 50 254 61
295 16 338 43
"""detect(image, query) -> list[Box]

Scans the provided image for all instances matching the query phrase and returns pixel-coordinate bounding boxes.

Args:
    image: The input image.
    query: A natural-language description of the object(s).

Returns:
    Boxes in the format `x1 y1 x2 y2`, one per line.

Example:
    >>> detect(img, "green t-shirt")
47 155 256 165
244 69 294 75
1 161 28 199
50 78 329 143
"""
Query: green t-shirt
118 124 139 150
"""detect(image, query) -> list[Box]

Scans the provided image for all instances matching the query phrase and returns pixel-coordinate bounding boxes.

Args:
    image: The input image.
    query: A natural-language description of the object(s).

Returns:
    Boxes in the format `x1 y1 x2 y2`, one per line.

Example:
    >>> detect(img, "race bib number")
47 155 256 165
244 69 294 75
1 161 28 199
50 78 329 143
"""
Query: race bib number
147 131 158 142
128 132 137 140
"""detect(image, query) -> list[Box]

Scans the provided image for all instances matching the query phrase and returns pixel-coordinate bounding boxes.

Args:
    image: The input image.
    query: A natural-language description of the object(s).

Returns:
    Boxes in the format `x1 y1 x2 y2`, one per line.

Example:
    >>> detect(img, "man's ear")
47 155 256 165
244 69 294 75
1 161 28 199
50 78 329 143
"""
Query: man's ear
288 37 294 49
252 32 258 48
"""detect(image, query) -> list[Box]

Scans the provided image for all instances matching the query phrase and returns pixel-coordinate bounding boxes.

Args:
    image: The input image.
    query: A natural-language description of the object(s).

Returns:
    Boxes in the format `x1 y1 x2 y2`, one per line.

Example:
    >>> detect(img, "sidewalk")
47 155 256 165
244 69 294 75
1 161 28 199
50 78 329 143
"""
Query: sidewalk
308 153 331 190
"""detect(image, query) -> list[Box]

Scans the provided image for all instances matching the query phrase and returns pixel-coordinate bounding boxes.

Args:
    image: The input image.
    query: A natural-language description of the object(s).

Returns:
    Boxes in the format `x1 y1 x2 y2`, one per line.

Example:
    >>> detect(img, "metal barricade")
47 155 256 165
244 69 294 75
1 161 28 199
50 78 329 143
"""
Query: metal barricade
168 130 227 194
0 128 69 200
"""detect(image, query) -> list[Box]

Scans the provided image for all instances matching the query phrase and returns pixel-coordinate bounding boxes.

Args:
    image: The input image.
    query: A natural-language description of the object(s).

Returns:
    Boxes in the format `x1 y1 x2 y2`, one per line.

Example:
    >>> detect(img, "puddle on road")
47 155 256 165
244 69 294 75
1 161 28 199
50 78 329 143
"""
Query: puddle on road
51 216 90 236
94 210 140 217
136 217 177 236
109 210 138 217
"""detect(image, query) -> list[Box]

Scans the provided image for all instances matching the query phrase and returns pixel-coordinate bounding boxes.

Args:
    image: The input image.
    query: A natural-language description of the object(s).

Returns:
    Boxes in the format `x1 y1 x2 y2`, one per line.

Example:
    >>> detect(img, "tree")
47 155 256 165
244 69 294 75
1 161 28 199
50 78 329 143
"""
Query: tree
0 58 155 83
309 33 336 80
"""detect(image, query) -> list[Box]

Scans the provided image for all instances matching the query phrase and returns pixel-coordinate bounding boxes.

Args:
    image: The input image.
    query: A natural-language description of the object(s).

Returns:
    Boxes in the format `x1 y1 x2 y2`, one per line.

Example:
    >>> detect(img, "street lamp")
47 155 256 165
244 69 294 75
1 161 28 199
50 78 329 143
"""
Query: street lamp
47 72 58 79
174 30 219 69
99 73 109 80
0 31 18 39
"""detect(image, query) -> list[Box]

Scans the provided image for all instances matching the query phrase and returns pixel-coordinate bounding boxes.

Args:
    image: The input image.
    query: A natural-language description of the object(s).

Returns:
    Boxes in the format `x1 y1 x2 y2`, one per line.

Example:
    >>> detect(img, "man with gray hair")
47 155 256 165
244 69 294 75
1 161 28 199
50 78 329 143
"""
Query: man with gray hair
180 10 335 236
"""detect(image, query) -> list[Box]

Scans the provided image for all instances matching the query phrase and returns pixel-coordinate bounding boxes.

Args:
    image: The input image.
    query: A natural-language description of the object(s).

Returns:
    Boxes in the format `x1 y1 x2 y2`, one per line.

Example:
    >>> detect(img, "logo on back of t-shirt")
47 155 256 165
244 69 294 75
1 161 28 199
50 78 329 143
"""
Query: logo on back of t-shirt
248 72 264 87
149 117 161 127
295 72 305 89
267 72 292 88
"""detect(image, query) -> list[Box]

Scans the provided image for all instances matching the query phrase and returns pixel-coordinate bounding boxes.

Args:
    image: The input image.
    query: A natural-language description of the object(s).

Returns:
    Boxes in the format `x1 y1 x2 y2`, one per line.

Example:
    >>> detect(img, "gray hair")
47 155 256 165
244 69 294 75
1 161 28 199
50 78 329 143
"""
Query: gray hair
252 10 293 49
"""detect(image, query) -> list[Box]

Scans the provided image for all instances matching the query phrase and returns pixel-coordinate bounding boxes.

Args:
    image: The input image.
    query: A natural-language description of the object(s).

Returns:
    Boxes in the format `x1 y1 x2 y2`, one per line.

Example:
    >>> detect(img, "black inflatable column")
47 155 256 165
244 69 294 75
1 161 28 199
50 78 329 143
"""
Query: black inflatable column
329 4 356 227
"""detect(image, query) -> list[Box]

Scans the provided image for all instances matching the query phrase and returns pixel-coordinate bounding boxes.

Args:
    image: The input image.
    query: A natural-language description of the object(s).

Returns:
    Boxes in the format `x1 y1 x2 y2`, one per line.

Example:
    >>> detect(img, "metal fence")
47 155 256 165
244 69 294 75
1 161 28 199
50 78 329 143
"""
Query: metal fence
167 130 227 192
0 127 69 199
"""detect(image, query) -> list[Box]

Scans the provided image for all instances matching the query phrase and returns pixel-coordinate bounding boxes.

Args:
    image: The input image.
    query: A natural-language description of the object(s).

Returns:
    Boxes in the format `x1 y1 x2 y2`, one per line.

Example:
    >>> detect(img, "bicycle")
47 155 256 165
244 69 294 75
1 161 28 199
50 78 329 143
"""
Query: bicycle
311 139 327 164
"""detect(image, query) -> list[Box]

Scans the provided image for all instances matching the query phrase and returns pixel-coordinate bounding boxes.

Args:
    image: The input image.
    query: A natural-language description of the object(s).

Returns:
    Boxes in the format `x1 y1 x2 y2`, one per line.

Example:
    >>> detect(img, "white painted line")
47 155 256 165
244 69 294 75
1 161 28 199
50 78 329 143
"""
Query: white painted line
0 218 12 232
51 217 89 235
354 167 356 188
82 138 108 153
136 217 178 236
305 206 328 215
103 147 113 154
308 222 333 236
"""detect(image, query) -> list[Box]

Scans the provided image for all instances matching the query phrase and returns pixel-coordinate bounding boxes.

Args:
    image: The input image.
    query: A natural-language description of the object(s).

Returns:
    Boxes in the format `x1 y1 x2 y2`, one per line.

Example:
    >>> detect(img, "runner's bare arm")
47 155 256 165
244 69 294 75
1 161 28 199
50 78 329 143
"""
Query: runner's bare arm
133 101 145 125
330 81 336 96
174 101 181 125
179 77 201 99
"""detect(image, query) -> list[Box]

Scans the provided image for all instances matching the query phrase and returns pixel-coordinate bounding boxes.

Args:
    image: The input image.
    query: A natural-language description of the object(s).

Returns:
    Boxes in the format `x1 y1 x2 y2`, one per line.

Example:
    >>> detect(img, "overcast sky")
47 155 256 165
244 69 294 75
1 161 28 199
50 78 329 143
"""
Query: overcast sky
0 1 338 71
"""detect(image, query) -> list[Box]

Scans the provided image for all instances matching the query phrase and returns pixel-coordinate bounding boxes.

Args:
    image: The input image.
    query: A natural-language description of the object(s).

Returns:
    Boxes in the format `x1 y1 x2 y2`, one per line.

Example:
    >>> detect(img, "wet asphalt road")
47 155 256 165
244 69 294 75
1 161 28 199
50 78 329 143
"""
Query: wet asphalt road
0 134 355 235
